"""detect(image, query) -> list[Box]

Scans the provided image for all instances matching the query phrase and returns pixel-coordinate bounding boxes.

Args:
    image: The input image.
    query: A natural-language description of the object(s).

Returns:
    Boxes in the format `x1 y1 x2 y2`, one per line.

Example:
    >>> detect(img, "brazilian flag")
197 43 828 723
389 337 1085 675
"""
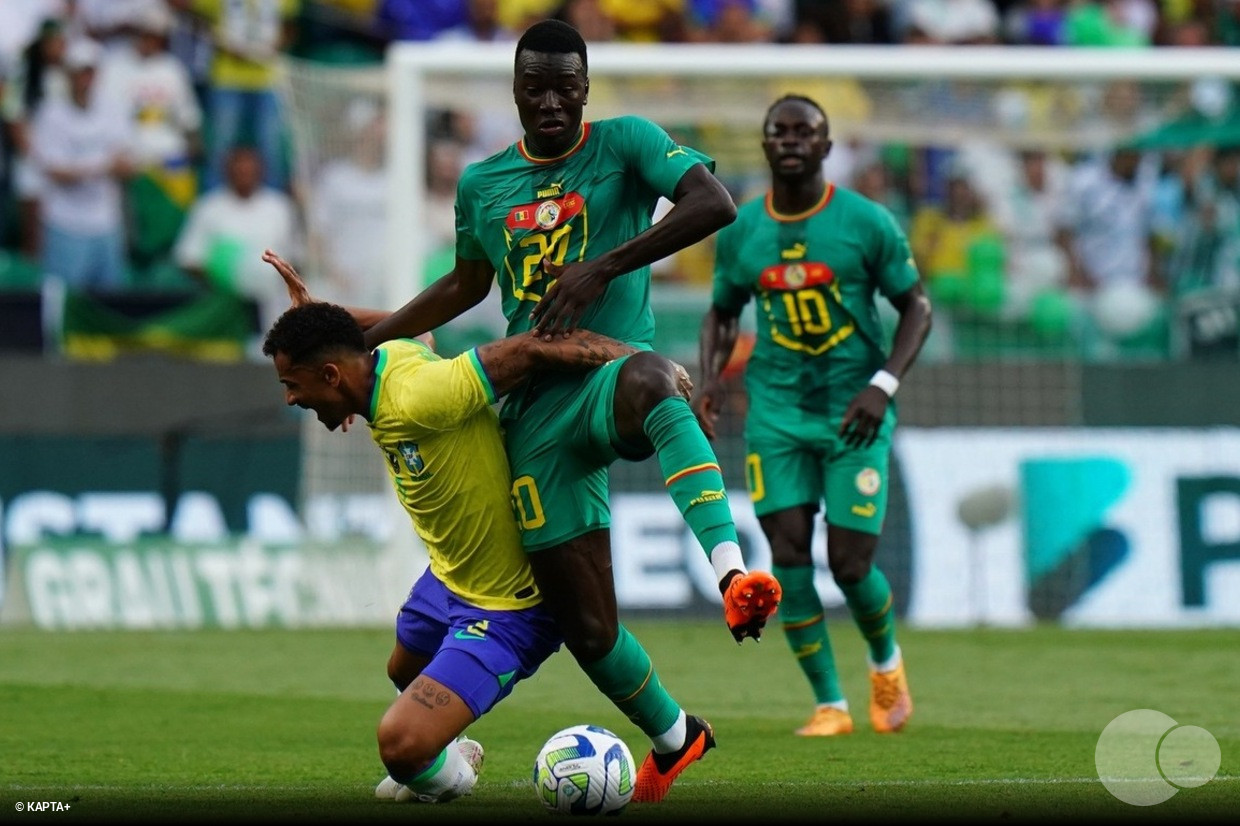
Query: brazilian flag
61 289 257 362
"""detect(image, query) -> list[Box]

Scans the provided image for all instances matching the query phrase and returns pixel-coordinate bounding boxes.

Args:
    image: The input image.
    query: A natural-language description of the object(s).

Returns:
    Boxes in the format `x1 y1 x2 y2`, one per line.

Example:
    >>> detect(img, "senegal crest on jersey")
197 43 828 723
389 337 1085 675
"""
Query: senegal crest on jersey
759 261 834 291
506 192 584 232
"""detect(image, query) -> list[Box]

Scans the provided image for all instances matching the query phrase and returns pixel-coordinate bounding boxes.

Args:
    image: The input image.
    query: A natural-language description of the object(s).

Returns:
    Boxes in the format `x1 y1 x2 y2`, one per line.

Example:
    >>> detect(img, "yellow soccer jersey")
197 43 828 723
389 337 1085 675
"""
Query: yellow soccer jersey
367 339 539 610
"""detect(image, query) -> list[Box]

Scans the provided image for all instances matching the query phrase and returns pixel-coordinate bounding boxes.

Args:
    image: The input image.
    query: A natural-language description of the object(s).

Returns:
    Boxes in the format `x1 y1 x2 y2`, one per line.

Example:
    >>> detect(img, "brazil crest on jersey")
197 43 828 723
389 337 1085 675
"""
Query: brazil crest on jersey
455 116 710 342
367 338 540 611
712 185 919 415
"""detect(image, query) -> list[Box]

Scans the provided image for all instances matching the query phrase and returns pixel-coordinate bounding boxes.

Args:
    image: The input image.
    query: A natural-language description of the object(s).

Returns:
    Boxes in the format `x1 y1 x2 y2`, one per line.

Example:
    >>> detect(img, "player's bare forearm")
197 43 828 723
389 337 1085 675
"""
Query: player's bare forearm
593 165 736 283
699 305 740 386
363 257 493 349
476 331 636 399
884 282 933 379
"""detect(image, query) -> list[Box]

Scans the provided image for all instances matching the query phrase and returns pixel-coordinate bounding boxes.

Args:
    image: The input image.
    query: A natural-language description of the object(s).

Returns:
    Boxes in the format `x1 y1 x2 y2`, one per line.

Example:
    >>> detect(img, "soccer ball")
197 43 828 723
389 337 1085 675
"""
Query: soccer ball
533 724 635 815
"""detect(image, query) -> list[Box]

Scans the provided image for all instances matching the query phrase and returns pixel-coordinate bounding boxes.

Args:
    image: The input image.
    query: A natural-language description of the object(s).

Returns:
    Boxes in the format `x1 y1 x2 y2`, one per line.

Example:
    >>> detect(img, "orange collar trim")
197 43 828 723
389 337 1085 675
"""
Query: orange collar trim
765 183 835 222
518 122 591 164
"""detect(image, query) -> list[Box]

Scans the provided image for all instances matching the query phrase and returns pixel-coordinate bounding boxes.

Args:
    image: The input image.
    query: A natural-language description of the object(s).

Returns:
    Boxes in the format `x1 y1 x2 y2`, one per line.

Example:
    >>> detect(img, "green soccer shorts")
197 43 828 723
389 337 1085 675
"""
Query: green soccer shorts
502 355 648 552
743 394 896 534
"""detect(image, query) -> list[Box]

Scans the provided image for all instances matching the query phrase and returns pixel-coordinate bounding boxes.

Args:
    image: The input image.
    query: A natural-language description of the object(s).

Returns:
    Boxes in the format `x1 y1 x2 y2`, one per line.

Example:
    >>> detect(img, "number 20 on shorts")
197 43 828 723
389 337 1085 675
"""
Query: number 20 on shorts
511 475 546 530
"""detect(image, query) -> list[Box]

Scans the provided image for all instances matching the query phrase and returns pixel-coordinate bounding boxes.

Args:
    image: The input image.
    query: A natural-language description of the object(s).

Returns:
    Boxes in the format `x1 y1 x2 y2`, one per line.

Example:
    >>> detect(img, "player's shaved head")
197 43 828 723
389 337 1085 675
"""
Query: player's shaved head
764 94 829 136
515 19 587 72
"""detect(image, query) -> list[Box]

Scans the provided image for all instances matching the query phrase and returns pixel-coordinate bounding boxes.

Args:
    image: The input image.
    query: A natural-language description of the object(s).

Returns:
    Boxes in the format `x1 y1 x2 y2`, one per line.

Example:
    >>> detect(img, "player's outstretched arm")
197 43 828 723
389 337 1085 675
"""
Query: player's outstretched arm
693 304 741 441
475 331 638 399
530 164 737 338
262 248 393 331
363 256 494 350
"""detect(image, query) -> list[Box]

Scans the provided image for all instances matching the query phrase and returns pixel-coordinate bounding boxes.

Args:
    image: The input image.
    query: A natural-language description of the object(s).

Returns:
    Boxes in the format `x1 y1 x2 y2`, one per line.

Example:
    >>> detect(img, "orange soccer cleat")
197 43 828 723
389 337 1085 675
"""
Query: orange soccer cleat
722 570 782 642
795 707 855 737
869 659 913 733
632 714 715 803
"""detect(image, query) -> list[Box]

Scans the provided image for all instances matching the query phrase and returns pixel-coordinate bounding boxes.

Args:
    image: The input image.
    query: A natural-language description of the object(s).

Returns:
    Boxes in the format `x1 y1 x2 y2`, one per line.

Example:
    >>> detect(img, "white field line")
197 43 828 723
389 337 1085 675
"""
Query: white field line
6 775 1239 793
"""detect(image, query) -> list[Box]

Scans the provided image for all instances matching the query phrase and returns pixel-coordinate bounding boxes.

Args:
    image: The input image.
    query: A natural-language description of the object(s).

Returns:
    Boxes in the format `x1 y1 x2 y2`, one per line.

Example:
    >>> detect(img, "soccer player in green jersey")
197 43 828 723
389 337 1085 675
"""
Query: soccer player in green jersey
694 95 932 737
261 251 647 803
338 19 782 802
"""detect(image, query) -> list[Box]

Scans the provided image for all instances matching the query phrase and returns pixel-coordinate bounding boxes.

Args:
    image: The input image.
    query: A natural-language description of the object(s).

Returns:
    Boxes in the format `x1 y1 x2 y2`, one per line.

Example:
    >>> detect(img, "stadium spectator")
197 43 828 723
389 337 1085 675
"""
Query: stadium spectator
373 0 467 41
307 99 387 308
1055 147 1165 350
29 37 135 291
553 0 619 41
1161 144 1240 297
434 0 516 42
694 93 930 738
900 0 1001 43
169 0 300 192
174 144 301 336
1063 0 1154 46
600 0 689 42
76 0 167 54
969 147 1073 321
687 0 784 41
97 3 202 268
2 15 69 259
1002 0 1068 45
910 168 1003 312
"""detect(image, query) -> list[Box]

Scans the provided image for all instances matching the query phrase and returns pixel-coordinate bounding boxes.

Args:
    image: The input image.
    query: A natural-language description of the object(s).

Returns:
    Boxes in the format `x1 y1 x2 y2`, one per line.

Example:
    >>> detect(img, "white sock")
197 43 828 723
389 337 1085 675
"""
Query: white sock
651 709 687 754
402 742 477 803
870 645 902 674
817 699 849 712
709 541 746 587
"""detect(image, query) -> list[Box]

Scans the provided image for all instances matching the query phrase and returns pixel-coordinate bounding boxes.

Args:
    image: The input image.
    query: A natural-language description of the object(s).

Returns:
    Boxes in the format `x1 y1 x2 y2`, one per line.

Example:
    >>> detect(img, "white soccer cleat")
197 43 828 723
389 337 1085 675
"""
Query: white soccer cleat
386 738 485 804
456 736 485 778
374 774 405 799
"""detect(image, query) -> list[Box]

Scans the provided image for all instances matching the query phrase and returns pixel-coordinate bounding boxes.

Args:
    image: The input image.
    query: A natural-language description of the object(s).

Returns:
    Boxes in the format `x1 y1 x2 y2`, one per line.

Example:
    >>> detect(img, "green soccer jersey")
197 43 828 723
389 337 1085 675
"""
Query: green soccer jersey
712 184 919 415
454 114 711 351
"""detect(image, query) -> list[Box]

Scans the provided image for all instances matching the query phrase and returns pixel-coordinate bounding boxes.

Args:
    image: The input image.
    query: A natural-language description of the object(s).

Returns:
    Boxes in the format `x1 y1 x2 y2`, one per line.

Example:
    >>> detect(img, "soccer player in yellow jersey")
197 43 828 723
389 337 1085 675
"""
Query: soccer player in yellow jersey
261 260 648 803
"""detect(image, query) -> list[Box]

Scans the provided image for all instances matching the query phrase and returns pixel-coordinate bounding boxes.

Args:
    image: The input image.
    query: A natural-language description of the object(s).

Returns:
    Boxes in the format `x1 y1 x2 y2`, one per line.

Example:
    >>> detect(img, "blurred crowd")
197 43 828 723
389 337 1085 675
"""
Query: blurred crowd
1 0 1238 361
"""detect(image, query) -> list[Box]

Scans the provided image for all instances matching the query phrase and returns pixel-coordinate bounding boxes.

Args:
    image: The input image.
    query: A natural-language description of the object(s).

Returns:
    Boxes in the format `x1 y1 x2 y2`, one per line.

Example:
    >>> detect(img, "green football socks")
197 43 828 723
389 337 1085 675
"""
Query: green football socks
840 566 898 665
773 564 845 705
581 624 681 741
644 397 739 555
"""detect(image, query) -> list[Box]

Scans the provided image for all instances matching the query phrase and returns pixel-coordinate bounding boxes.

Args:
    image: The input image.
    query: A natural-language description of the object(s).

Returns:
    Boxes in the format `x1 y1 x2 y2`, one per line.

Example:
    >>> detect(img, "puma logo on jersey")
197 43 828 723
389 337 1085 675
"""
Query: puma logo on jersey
688 488 727 507
454 620 489 641
536 181 564 198
795 641 823 659
666 146 687 158
782 242 807 260
851 503 877 518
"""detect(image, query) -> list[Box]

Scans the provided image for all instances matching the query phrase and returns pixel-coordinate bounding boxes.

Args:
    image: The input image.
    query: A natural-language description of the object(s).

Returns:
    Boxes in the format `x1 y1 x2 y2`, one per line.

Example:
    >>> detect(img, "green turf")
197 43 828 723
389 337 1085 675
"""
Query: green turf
2 622 1237 823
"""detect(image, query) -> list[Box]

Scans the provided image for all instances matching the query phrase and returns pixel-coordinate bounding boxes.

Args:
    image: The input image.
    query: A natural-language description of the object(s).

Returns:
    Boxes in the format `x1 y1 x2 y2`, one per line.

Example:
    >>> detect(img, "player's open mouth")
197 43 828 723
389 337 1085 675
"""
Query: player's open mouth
538 121 565 135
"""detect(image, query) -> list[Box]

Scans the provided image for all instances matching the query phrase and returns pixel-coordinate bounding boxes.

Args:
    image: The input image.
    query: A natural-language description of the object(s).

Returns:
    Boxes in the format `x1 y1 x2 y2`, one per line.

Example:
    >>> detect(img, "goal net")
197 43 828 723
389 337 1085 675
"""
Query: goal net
277 44 1240 626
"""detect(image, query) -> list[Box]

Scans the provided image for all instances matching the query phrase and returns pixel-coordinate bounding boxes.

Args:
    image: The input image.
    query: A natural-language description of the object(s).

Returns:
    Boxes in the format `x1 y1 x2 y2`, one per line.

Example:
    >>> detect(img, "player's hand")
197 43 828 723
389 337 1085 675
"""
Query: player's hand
671 361 693 401
529 257 609 339
339 414 356 433
838 386 890 449
262 248 313 307
691 379 726 440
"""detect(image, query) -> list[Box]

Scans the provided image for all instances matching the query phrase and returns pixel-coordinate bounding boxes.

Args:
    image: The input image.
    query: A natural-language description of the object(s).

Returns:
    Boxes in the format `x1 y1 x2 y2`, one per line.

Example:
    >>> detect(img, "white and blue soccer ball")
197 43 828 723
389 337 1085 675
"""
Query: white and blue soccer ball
533 724 635 815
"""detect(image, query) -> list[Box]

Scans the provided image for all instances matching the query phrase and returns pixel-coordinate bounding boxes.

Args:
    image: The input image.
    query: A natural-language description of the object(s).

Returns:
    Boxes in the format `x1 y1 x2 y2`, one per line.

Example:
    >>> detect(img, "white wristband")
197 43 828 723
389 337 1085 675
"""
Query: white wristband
869 369 900 398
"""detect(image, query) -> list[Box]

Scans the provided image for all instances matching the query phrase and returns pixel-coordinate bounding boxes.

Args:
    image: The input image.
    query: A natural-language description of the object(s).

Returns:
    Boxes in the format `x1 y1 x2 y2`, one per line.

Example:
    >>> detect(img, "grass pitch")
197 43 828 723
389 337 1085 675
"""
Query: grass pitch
2 621 1236 824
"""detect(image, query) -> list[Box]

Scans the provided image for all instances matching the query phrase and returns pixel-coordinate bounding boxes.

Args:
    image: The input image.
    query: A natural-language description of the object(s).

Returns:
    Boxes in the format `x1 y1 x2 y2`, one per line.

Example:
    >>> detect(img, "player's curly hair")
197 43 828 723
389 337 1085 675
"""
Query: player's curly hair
262 302 366 366
764 94 830 135
516 19 587 72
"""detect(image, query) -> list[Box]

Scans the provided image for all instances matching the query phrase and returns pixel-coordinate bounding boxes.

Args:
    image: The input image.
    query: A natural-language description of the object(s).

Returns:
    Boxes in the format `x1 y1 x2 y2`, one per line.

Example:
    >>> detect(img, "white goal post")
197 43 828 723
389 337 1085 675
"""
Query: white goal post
384 42 1240 306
